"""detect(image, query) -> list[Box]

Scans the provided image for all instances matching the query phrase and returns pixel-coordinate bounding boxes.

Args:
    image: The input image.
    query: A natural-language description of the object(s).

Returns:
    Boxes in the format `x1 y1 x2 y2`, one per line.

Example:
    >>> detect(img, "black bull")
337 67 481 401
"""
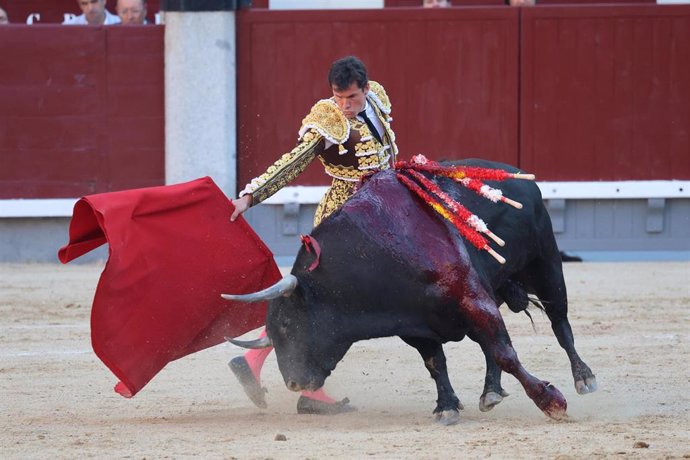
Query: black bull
226 159 597 425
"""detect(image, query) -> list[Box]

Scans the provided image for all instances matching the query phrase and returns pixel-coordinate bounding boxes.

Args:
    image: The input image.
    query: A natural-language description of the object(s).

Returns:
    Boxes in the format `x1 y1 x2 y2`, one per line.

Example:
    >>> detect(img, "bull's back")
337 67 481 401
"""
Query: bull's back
300 176 474 339
315 162 554 281
297 165 555 339
333 171 469 277
444 159 558 285
305 172 487 329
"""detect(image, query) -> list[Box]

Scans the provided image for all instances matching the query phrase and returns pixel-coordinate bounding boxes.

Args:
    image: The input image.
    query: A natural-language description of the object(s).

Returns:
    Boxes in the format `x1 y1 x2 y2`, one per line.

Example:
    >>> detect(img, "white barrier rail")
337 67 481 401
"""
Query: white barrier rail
0 180 687 217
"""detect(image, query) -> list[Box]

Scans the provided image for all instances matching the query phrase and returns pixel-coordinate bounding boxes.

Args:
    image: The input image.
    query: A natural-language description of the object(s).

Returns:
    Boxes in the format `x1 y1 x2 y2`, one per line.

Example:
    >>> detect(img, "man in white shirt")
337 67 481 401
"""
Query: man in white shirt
506 0 536 5
64 0 121 25
117 0 147 25
0 6 9 24
423 0 450 7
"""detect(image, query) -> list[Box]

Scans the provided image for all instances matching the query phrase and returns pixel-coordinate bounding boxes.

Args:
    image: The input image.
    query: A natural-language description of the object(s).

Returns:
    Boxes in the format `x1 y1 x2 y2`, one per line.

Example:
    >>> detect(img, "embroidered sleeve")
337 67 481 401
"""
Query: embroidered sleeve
239 129 324 205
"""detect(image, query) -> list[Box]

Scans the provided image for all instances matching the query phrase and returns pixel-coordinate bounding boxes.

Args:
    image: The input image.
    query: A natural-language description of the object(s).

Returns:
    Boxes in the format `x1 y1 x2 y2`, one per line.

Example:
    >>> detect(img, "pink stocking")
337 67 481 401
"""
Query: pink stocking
243 328 273 383
301 388 337 404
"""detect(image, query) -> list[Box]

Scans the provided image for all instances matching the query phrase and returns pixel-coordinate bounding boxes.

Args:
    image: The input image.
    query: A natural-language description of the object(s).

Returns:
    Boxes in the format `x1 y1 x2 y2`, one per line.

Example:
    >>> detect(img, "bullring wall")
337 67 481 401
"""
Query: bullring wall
0 5 688 262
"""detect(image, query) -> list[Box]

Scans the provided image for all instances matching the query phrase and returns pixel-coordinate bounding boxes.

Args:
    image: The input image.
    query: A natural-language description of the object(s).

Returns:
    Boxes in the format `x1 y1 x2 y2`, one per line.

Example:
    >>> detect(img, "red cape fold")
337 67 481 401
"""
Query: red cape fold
58 177 281 398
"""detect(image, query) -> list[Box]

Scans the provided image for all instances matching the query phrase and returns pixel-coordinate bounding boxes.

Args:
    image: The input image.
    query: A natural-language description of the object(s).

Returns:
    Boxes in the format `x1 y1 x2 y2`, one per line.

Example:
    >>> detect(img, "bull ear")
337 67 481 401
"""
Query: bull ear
225 334 272 349
221 274 298 303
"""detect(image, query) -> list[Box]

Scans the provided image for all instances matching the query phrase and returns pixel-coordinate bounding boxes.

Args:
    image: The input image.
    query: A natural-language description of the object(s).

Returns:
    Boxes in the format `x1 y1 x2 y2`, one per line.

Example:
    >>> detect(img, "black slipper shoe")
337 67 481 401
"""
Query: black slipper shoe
229 356 267 408
296 396 357 415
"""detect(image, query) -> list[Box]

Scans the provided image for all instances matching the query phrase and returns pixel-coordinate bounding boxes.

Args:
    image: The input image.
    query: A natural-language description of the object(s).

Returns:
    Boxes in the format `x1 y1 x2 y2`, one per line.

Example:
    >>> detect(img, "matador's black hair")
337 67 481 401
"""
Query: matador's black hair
328 56 368 91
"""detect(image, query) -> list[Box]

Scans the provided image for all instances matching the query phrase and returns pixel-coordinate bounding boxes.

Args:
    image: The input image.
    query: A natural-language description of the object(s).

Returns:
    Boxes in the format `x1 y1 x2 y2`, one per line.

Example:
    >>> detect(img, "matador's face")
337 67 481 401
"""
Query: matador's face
332 82 370 120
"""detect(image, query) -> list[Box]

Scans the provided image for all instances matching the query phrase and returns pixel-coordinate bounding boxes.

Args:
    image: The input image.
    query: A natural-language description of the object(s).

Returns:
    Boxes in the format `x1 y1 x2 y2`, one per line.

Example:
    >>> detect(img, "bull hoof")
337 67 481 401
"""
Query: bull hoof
534 382 568 420
435 409 460 426
479 391 504 412
575 376 598 394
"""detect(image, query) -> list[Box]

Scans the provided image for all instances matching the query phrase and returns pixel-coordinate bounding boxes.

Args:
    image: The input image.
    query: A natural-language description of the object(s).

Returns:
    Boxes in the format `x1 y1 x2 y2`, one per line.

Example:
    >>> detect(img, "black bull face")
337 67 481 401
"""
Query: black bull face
232 160 597 424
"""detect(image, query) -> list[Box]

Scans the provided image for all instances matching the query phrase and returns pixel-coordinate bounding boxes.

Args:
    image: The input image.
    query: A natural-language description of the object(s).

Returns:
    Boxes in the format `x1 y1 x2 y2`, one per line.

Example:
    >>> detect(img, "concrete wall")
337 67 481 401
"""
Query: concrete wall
0 217 108 263
1 191 688 263
243 197 690 264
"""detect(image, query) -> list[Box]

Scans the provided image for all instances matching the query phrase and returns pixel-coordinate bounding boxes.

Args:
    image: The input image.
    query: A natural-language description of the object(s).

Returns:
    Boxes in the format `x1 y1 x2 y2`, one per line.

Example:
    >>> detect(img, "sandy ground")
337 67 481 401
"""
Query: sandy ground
1 261 689 459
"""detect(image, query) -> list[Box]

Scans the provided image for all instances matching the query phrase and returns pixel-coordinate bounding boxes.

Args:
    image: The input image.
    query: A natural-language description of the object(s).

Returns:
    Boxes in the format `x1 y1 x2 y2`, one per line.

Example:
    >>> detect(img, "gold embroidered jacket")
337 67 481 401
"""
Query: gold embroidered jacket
239 81 398 205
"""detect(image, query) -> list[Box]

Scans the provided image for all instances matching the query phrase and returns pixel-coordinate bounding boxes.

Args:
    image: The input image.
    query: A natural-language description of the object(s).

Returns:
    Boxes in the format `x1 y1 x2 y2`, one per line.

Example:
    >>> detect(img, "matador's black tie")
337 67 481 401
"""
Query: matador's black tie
358 109 383 145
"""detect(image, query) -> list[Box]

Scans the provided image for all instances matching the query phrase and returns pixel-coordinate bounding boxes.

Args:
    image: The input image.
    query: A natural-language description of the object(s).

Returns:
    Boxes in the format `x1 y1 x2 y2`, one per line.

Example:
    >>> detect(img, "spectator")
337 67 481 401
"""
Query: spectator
506 0 536 5
0 6 8 24
117 0 147 25
64 0 121 25
423 0 451 6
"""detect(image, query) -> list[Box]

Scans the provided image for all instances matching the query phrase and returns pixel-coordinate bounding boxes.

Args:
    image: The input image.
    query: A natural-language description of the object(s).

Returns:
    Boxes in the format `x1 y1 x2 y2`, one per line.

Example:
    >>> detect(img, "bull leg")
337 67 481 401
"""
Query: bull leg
550 313 597 394
466 303 568 420
526 257 598 394
400 337 462 426
477 286 517 412
478 345 510 412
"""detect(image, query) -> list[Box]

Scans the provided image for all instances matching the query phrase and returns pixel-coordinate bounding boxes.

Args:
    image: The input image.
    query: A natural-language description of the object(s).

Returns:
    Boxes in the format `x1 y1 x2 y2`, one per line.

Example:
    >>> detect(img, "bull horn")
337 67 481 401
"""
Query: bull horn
224 335 272 349
221 274 298 303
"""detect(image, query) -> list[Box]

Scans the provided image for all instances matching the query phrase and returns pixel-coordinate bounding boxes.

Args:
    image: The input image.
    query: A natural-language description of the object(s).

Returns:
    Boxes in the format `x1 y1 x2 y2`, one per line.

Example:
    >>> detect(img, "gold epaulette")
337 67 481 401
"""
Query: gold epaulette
299 99 350 145
368 81 392 115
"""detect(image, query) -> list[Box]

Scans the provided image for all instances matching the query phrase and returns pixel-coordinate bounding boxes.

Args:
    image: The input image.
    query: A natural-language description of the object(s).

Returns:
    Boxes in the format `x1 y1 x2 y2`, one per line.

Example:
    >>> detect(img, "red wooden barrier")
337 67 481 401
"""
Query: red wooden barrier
2 5 688 200
385 0 505 6
384 0 654 5
237 7 520 188
0 25 164 198
521 5 690 180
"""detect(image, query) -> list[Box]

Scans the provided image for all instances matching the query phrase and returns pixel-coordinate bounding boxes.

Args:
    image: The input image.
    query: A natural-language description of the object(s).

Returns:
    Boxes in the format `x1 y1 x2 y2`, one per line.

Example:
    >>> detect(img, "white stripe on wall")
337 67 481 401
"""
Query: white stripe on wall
0 180 687 217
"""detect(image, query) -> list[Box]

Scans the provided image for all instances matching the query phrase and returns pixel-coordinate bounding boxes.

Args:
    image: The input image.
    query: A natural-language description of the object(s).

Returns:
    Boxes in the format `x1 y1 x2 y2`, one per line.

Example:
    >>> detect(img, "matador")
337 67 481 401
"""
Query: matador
229 56 398 414
231 56 398 226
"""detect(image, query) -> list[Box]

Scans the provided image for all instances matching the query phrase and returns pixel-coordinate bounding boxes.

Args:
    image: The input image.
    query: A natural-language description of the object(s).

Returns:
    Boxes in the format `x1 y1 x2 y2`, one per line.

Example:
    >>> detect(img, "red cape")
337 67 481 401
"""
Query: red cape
58 177 281 398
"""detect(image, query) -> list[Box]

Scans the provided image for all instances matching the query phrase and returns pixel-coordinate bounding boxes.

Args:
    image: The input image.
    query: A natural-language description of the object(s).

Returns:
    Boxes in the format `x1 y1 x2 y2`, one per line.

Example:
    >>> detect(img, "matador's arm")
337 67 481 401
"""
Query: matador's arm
238 99 350 206
239 129 324 205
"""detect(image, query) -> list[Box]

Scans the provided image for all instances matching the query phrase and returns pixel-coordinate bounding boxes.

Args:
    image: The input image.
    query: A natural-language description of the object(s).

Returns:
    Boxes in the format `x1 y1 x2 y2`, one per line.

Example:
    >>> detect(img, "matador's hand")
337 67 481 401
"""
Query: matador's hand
230 195 253 221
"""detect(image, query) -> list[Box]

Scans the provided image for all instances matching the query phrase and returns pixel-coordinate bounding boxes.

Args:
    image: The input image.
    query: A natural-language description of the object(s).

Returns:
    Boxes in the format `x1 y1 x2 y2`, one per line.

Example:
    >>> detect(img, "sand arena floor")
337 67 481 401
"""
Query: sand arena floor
1 261 689 459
